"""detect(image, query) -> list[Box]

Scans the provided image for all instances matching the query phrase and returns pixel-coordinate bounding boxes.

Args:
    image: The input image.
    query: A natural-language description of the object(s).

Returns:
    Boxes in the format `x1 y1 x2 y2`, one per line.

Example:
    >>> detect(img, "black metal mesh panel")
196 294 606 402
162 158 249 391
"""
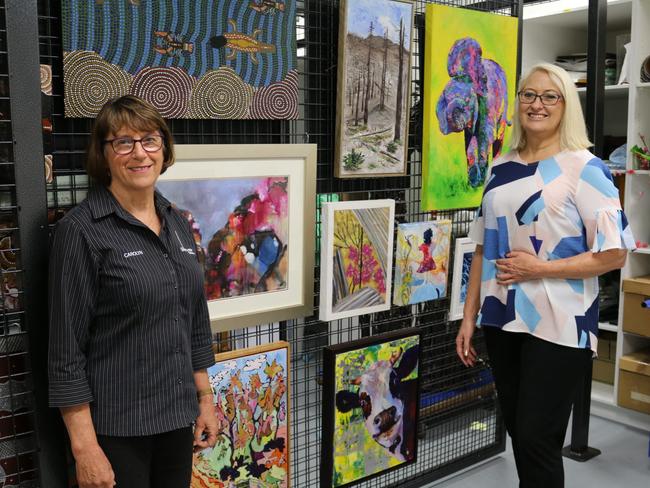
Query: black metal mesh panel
35 0 527 486
0 0 40 486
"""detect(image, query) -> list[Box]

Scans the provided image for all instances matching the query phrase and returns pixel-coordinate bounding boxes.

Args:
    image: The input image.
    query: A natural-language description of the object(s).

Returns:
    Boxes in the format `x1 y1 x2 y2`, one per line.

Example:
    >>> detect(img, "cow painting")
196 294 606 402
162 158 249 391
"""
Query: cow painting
335 343 419 461
322 332 420 487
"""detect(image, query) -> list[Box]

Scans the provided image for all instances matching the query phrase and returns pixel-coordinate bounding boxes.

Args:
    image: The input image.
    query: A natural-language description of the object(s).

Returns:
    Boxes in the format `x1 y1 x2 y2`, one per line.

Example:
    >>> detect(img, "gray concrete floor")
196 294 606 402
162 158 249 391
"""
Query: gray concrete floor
425 415 650 487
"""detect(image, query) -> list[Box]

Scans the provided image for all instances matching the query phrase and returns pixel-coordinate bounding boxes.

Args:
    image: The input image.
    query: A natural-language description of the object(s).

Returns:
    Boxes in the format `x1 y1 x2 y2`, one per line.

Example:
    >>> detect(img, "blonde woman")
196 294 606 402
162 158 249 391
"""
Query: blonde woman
456 63 635 487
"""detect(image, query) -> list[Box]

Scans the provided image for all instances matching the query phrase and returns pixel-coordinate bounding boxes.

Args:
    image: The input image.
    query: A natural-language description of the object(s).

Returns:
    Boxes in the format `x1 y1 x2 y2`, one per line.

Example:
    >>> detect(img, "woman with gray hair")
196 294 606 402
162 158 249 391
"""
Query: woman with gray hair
455 63 635 487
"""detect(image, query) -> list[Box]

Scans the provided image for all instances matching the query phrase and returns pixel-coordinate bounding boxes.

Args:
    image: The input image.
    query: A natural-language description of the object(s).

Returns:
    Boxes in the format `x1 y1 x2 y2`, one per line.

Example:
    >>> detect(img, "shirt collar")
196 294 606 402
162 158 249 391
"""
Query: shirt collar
87 185 173 221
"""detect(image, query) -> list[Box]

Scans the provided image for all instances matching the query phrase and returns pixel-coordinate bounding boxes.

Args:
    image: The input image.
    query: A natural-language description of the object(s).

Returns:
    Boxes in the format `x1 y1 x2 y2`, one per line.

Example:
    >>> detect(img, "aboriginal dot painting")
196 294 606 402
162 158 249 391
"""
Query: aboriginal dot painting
62 0 298 119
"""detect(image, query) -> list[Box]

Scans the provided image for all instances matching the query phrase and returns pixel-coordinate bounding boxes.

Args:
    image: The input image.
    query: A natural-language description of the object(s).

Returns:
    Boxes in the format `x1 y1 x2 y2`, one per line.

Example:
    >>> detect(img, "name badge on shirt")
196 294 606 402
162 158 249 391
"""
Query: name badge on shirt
123 250 144 258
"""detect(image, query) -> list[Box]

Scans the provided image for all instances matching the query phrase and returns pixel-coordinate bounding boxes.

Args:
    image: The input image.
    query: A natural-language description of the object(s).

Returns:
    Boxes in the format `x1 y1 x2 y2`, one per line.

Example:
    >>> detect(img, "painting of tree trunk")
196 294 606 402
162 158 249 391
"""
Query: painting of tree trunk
319 199 395 321
335 0 415 177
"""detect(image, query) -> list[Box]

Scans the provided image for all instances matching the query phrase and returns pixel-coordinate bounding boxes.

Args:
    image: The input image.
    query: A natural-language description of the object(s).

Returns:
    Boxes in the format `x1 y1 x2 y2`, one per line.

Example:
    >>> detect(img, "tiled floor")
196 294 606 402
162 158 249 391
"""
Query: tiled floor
425 415 650 487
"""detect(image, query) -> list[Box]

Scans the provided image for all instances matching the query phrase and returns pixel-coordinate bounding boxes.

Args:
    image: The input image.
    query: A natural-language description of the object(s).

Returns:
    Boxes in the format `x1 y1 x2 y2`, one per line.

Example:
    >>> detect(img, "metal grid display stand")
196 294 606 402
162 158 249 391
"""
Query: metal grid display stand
0 0 536 485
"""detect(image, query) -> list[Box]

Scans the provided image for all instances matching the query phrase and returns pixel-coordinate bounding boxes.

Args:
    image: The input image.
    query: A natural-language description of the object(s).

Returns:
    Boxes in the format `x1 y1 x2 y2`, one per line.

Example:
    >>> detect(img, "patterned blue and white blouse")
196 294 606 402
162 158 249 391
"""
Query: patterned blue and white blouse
469 149 636 353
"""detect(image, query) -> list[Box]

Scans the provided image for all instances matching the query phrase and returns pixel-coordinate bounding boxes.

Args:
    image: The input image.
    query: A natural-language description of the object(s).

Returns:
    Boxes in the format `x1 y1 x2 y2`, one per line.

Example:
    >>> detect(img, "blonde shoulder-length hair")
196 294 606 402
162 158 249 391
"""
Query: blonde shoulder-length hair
510 62 592 152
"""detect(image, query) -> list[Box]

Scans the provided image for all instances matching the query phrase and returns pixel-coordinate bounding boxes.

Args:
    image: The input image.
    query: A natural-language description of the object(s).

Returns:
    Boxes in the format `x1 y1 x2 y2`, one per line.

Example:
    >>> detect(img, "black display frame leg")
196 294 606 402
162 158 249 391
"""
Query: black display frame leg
562 360 602 462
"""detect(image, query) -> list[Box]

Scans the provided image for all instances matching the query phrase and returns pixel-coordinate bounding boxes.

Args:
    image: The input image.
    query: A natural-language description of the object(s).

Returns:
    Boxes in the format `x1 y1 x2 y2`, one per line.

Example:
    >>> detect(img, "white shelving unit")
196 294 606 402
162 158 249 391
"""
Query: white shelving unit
614 0 650 428
523 0 650 430
522 0 631 138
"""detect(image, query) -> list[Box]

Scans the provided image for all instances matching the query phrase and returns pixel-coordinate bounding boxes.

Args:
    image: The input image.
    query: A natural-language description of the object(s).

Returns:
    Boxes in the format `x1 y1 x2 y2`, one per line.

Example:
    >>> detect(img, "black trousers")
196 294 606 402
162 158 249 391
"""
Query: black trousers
97 426 194 488
483 327 592 488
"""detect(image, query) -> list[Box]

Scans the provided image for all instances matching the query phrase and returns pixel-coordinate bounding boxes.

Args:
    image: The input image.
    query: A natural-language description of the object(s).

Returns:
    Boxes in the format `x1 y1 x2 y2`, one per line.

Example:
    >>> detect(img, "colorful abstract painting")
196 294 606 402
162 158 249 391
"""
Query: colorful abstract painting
393 220 451 306
157 144 316 332
335 0 414 177
156 177 289 300
62 1 297 119
319 200 395 321
449 237 476 321
192 342 290 487
422 4 518 210
321 330 420 487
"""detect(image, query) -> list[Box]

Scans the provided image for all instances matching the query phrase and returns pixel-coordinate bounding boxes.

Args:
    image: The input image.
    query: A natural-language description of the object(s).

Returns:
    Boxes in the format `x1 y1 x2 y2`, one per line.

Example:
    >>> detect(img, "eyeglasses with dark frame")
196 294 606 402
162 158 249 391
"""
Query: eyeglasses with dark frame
103 134 164 155
517 90 563 106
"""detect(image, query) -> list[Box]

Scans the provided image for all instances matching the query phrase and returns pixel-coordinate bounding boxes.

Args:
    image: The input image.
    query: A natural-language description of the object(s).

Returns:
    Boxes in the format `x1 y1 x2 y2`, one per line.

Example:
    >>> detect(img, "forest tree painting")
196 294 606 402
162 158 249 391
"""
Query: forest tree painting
192 342 291 488
335 0 414 177
393 220 451 306
157 176 289 300
62 0 298 119
319 200 395 321
321 330 420 487
422 4 518 210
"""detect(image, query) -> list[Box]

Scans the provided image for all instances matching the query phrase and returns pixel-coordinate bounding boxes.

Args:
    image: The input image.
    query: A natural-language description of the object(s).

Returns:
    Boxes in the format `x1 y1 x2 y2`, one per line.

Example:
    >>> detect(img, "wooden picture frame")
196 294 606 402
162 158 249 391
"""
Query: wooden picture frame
321 328 420 488
157 144 317 332
319 199 395 321
334 0 415 178
192 341 291 487
448 237 477 321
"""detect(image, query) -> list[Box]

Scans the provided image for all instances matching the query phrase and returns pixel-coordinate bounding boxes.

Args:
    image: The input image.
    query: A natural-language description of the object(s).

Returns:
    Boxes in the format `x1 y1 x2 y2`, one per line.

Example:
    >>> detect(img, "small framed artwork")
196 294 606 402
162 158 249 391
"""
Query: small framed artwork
192 341 291 487
157 144 317 332
334 0 415 178
321 328 420 488
319 199 395 321
448 237 477 321
393 220 451 306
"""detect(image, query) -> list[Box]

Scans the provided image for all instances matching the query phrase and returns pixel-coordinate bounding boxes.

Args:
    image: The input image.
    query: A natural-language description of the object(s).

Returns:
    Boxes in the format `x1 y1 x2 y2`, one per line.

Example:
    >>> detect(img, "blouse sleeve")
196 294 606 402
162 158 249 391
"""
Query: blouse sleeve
574 158 636 253
48 217 97 407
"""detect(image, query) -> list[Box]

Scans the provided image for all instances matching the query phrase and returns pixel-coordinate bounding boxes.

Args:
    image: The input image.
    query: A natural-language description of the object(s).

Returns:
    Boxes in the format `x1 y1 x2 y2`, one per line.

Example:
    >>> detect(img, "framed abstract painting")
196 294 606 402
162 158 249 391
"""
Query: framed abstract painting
321 328 420 488
157 144 316 332
319 199 395 321
421 4 518 210
334 0 415 178
449 237 477 321
62 1 298 119
393 220 451 306
192 341 291 487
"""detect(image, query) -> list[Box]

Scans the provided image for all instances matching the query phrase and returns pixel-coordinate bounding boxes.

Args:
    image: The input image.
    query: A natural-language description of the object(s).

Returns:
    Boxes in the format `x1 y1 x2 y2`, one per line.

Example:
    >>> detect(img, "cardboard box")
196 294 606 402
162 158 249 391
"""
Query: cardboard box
622 275 650 337
597 331 617 360
618 370 650 414
618 349 650 414
592 358 615 384
619 349 650 377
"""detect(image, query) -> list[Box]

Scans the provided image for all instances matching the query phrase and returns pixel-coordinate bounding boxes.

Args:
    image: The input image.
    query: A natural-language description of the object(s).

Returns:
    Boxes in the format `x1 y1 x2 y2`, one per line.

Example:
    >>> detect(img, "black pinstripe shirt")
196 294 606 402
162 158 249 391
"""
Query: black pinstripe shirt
48 185 215 436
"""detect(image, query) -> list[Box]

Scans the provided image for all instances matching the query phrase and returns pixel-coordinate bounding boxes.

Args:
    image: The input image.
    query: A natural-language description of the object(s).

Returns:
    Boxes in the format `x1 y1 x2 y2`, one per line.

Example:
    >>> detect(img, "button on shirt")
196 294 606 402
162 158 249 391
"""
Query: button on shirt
48 186 215 436
469 150 635 353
